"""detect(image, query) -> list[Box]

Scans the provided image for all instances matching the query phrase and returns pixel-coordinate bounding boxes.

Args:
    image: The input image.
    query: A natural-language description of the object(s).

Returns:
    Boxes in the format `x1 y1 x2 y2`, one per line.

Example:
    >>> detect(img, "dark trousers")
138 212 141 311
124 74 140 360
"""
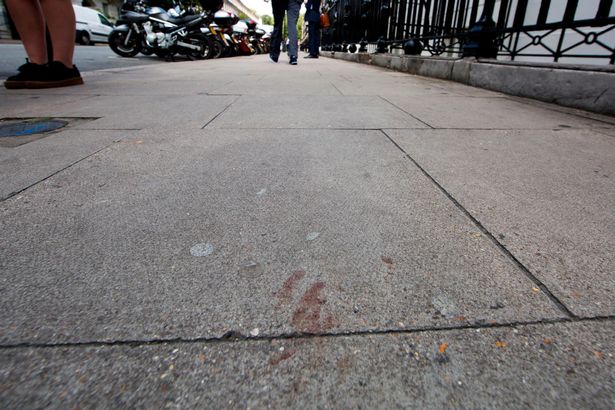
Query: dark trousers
308 21 320 56
270 0 301 58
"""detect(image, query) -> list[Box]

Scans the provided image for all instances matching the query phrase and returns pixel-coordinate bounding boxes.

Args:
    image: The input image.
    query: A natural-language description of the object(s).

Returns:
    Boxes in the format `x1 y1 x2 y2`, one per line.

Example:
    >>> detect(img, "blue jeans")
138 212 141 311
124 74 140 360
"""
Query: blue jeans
270 0 301 59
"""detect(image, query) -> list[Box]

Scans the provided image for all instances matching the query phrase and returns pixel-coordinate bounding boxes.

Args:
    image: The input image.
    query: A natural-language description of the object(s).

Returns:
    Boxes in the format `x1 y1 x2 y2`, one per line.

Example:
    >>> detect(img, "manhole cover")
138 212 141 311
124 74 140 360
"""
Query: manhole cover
0 119 68 138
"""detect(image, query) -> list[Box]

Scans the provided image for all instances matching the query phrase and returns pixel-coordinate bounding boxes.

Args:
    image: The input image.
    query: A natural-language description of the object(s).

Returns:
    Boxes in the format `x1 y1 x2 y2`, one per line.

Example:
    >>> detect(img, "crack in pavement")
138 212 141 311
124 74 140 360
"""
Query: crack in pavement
1 316 614 351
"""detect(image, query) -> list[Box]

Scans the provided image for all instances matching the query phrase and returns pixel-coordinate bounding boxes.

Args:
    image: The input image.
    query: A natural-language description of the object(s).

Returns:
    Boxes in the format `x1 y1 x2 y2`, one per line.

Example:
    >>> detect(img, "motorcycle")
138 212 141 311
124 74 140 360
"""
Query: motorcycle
254 28 269 54
109 0 222 60
207 10 240 58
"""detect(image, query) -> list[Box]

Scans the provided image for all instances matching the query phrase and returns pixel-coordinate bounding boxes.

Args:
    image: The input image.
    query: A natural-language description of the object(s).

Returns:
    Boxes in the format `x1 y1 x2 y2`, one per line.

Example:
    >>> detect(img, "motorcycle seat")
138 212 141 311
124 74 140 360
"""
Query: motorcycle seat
166 14 201 25
120 10 150 23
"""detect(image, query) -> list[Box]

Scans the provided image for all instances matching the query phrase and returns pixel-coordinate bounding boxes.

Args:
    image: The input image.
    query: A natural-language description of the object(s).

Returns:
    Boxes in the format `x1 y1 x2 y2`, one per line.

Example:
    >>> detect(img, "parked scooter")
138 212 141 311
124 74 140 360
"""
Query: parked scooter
109 0 221 60
254 28 269 54
231 20 254 56
206 10 240 58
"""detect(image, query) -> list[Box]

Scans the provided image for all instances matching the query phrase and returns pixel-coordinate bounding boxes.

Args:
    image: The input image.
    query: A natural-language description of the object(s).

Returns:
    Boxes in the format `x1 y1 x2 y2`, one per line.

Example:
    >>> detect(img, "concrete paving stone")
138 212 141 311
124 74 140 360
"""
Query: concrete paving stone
0 129 133 201
597 128 615 137
69 95 238 130
385 94 613 130
0 93 97 118
1 321 614 408
315 57 506 98
0 128 563 345
78 75 220 96
209 72 343 96
326 74 462 97
504 96 615 128
325 69 506 98
78 61 267 97
0 93 237 130
207 95 428 129
386 128 615 317
421 77 513 98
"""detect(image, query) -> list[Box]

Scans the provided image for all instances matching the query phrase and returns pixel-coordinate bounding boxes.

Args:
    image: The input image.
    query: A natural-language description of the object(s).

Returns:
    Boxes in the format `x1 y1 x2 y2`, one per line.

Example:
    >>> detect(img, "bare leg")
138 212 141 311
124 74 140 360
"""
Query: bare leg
40 0 75 66
5 0 47 64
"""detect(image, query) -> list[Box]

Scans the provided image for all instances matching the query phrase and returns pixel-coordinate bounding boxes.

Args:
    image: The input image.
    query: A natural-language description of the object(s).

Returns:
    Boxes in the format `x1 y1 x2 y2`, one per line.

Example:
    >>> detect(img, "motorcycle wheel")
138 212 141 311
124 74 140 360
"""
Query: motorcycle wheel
211 39 224 59
140 45 154 55
154 49 175 59
184 33 213 60
109 29 141 57
221 42 234 58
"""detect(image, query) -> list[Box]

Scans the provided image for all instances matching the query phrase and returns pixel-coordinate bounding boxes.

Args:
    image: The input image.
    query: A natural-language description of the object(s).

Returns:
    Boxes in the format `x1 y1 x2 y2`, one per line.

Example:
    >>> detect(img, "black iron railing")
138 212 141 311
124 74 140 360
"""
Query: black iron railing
321 0 615 64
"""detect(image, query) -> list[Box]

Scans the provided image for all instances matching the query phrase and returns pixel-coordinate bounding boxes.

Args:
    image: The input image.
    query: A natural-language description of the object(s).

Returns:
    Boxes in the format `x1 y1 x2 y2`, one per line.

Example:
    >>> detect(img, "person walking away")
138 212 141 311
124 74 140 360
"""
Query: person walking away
304 0 320 58
269 0 302 65
4 0 83 89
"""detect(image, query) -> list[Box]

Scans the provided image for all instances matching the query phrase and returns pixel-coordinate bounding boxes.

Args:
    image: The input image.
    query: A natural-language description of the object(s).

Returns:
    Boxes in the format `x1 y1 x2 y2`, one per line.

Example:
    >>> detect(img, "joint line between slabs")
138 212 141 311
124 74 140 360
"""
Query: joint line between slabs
329 81 344 95
379 95 434 129
0 141 118 203
201 95 241 129
504 95 615 127
2 316 614 351
379 129 577 319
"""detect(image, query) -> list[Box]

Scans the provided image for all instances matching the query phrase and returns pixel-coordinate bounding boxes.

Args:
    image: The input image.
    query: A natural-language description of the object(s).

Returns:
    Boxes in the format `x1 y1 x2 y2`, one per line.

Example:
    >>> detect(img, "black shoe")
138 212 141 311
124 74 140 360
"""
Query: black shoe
289 56 297 65
4 60 46 89
304 54 318 59
26 61 83 89
269 53 279 63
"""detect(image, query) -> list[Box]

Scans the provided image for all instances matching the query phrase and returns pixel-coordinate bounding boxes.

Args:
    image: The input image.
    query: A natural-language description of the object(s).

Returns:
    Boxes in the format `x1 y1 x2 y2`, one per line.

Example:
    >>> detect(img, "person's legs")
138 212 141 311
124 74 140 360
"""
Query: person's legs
286 0 301 61
40 0 75 67
308 22 318 56
5 0 47 64
4 0 82 88
269 0 287 61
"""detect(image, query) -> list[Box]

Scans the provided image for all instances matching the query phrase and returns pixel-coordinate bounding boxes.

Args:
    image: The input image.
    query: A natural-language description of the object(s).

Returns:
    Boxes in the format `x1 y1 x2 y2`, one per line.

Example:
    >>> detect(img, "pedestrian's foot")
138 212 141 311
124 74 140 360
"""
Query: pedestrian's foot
269 53 279 63
304 54 318 59
4 60 46 89
289 56 298 65
26 61 83 89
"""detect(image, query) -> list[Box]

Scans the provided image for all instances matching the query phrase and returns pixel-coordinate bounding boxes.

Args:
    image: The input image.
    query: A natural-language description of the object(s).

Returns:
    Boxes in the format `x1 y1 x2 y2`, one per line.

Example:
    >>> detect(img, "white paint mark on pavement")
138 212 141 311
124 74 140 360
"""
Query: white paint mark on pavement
432 294 459 318
256 188 267 197
190 243 214 257
306 232 320 241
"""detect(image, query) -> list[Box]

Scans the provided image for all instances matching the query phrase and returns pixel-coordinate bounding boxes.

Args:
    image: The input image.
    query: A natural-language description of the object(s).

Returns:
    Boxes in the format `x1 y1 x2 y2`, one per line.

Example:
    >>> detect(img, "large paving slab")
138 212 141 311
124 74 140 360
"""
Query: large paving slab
207 95 428 129
78 61 271 97
1 321 614 408
205 57 345 96
0 128 564 345
0 93 96 117
324 67 505 98
70 94 238 130
3 94 237 130
384 94 613 130
0 129 133 201
2 60 257 97
385 128 615 317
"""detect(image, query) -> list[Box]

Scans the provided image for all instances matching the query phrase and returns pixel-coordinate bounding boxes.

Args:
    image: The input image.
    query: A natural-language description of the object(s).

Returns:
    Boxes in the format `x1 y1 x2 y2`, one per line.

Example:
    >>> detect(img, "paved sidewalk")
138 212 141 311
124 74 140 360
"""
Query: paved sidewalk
1 54 614 408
